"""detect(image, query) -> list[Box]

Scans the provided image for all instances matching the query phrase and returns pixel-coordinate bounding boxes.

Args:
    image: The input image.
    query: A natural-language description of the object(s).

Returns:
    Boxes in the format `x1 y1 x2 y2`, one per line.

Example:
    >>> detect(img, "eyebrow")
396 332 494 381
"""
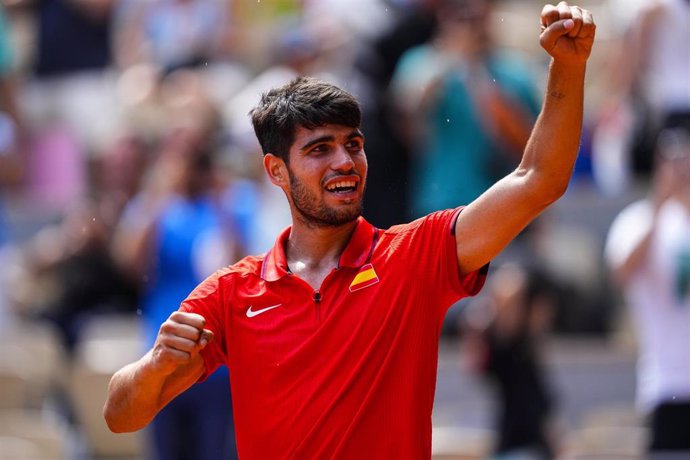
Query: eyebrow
299 129 364 152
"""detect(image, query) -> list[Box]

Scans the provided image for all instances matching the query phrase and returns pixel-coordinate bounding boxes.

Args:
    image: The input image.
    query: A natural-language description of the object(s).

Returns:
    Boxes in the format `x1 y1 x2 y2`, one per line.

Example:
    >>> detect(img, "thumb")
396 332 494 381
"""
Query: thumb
198 329 215 349
540 18 575 51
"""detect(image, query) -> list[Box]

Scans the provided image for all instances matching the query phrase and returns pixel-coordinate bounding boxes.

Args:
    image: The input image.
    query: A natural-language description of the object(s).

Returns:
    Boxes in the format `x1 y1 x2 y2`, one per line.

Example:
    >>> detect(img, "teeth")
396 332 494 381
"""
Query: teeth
326 181 356 191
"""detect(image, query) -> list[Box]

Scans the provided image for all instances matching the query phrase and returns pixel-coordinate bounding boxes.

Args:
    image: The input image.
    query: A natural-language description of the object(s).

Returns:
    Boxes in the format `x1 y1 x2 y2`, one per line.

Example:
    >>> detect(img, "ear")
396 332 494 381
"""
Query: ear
263 153 289 188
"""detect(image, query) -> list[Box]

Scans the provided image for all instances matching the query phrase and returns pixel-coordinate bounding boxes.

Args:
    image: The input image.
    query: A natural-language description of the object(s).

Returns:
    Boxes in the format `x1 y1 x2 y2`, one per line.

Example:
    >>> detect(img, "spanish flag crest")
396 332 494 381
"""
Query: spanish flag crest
349 263 379 292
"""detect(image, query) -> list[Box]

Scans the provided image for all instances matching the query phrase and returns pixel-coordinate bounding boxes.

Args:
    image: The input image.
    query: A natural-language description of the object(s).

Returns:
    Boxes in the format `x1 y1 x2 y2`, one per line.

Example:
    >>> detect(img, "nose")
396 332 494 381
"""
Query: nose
331 145 356 173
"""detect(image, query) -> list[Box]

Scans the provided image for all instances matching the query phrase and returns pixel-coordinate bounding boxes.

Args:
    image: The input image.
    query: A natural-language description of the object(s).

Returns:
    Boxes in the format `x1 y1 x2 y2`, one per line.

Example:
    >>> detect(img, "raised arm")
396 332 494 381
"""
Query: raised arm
455 2 595 274
103 312 213 432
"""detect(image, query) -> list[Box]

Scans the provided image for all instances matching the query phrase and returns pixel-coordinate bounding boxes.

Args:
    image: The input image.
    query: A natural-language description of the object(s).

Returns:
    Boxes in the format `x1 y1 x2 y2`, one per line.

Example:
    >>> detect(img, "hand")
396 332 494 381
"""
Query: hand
539 2 595 65
150 311 214 375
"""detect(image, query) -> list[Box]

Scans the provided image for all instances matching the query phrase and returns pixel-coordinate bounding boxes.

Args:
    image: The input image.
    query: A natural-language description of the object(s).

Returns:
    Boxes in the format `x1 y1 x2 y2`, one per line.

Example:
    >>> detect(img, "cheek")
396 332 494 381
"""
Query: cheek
357 153 368 174
288 168 320 194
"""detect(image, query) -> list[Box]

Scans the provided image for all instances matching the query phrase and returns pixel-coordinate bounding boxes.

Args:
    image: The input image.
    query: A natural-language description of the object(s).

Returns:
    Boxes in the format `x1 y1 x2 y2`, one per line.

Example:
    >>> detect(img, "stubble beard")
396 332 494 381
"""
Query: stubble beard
288 168 363 228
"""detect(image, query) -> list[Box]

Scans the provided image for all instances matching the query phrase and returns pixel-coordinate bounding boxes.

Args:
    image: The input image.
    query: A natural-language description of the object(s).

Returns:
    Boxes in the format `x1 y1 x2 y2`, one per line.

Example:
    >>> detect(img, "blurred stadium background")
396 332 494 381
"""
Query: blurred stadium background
0 0 680 458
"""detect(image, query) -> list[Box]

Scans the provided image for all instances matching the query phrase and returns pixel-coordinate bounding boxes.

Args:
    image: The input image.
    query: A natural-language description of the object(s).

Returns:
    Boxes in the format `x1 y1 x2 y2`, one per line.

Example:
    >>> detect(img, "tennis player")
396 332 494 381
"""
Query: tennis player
104 2 595 458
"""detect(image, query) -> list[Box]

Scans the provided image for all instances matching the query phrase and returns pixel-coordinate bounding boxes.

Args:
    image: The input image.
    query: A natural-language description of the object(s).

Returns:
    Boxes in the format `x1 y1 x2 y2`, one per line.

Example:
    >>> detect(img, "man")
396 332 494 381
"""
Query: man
104 3 595 458
605 127 690 455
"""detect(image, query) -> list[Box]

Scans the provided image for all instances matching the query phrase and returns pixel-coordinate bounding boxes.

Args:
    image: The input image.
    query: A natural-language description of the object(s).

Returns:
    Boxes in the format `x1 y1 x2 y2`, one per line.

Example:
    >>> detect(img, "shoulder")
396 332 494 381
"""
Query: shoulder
610 199 653 229
393 44 442 80
230 253 265 275
185 254 265 300
658 199 690 226
381 208 460 244
605 199 653 263
397 43 434 64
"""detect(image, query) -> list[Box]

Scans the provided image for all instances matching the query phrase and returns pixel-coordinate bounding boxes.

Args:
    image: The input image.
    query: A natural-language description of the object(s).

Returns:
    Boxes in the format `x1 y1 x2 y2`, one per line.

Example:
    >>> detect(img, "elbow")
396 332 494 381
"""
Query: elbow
542 180 569 205
518 167 569 208
103 400 146 434
103 406 122 433
103 403 131 434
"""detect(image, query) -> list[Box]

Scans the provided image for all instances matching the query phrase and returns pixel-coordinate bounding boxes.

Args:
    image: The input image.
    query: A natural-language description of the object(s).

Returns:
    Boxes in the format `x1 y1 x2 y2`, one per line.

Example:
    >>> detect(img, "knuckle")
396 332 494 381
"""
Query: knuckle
542 5 557 15
159 321 172 334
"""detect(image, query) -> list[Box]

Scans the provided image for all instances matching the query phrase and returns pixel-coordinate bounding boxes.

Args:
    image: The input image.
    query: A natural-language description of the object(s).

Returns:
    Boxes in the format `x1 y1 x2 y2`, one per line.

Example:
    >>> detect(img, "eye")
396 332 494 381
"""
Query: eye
309 144 330 154
345 139 363 151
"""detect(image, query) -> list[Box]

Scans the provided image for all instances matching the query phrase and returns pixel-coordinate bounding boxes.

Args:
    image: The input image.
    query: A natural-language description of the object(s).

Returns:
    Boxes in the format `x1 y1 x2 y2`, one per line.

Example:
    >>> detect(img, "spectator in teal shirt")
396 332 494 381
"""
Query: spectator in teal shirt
391 0 540 218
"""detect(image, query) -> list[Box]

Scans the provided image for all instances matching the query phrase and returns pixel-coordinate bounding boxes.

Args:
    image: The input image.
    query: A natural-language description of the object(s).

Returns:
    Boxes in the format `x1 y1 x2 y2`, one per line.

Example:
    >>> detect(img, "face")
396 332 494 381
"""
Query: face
270 124 367 227
438 0 491 53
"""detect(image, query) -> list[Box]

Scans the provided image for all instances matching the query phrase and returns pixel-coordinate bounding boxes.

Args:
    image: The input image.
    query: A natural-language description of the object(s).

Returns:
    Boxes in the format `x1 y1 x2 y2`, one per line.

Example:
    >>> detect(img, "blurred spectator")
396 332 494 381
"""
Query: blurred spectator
350 0 438 228
592 0 690 194
463 264 560 459
31 0 113 77
93 131 150 219
0 3 25 181
19 0 118 136
19 198 138 352
114 0 249 108
14 130 150 352
0 3 26 328
605 127 690 455
11 0 120 212
115 0 228 72
112 76 244 459
0 2 24 216
390 0 540 218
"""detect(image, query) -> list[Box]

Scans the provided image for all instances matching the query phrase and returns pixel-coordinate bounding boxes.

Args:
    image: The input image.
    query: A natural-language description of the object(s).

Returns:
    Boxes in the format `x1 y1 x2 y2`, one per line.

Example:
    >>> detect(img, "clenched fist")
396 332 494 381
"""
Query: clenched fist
540 1 596 64
151 311 214 375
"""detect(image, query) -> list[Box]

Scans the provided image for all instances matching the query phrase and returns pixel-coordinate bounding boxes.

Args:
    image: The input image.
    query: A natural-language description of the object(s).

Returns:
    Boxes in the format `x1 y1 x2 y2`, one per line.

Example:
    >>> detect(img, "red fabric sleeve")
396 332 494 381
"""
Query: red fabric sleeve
395 207 489 315
179 268 231 381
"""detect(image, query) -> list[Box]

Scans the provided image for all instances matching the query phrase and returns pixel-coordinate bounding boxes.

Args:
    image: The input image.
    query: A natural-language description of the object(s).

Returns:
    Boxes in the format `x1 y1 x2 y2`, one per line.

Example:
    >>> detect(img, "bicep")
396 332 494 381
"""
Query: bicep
455 170 554 274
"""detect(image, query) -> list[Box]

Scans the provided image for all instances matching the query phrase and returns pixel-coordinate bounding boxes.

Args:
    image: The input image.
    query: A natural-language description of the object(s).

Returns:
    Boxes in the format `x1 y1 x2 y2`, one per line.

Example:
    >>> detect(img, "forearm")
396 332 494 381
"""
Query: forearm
519 60 585 201
103 352 169 433
105 348 206 432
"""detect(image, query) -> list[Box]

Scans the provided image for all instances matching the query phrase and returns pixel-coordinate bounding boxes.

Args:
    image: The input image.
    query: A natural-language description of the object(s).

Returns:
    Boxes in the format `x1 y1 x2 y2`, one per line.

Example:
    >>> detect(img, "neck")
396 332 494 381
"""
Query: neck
286 218 358 272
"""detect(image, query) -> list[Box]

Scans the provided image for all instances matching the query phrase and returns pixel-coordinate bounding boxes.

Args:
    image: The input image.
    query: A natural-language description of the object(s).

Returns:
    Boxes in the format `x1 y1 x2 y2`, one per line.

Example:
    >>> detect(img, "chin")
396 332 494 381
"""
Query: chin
319 205 362 227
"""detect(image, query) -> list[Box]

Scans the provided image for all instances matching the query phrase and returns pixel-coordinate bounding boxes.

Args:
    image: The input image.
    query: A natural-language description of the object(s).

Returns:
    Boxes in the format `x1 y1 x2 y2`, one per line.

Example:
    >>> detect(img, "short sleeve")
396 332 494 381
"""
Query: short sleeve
390 207 489 313
441 208 489 299
179 268 231 381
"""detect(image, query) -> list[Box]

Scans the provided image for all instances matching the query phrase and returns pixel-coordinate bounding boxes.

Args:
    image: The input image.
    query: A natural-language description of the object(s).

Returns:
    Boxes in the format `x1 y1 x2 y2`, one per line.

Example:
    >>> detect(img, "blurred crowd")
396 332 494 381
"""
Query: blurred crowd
0 0 687 459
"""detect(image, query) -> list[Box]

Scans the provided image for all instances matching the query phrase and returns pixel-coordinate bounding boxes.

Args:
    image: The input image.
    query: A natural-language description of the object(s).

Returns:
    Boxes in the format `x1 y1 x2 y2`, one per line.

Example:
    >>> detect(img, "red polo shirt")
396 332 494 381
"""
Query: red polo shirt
181 208 487 459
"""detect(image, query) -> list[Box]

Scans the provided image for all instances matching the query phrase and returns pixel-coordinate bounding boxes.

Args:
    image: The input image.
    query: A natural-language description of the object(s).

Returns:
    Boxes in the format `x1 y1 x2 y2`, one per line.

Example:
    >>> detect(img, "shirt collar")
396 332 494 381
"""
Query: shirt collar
261 216 378 282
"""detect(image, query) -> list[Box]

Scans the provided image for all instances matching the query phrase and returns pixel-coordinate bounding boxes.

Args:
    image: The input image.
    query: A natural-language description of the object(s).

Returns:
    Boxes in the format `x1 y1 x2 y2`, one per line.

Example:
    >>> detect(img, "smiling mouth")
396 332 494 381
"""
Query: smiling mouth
324 179 358 194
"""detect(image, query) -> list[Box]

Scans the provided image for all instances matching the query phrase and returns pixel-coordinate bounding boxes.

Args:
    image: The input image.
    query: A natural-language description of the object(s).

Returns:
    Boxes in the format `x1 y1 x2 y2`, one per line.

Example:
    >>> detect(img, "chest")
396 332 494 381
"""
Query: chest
225 262 435 370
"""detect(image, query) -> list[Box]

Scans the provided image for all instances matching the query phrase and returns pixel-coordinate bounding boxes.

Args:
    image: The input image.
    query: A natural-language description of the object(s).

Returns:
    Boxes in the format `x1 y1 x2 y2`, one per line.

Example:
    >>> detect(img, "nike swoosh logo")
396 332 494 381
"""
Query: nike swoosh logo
246 303 283 318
